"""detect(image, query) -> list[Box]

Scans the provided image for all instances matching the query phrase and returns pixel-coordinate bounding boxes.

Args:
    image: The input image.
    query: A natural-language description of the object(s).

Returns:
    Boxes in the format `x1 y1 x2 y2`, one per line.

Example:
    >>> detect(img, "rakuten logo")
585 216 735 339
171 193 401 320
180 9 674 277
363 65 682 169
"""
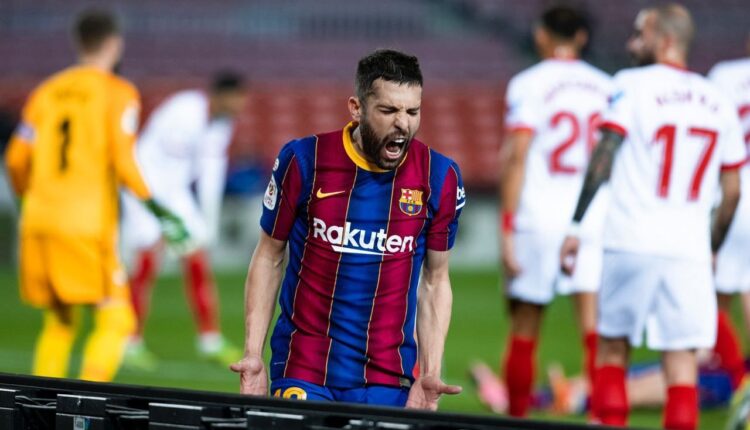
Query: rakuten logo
312 217 414 256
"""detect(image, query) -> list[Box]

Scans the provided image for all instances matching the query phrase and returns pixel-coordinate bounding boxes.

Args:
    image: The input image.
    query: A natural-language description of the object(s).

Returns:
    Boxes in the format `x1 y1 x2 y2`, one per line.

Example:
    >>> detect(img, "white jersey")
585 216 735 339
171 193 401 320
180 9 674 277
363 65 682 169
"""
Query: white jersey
708 60 750 212
709 58 750 291
505 59 613 235
138 90 234 232
602 64 747 262
123 90 235 248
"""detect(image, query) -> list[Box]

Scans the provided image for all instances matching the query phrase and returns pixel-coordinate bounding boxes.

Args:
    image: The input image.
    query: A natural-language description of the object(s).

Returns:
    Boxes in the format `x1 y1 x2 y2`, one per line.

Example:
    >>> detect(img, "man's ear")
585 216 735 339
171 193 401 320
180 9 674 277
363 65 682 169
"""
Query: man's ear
348 96 362 122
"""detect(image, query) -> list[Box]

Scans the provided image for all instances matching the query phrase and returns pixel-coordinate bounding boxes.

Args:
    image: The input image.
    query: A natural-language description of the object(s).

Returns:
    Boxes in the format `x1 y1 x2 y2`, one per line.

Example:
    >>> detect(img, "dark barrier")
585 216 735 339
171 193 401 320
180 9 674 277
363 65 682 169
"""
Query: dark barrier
0 372 628 430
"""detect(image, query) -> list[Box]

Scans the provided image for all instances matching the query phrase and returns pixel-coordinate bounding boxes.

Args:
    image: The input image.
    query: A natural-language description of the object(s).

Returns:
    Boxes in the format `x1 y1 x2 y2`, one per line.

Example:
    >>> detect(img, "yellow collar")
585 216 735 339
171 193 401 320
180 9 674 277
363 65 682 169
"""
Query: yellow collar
342 121 406 173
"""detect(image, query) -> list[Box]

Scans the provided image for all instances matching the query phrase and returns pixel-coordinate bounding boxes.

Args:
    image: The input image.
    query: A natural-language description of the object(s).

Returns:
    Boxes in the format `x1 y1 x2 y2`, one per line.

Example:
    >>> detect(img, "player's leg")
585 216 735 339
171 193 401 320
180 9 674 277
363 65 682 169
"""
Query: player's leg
714 292 745 390
502 230 557 417
79 297 136 381
742 291 750 343
504 299 544 417
121 192 163 341
17 233 79 377
175 199 239 364
652 257 717 430
79 254 136 382
573 291 598 390
32 301 81 378
129 241 163 338
662 350 699 430
182 248 221 337
593 250 661 426
714 216 750 389
591 336 630 426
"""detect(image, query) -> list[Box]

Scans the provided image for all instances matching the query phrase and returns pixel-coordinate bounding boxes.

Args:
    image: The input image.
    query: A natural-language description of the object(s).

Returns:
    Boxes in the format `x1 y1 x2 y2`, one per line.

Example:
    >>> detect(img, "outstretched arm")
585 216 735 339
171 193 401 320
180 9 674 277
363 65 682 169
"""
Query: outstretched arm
407 249 462 410
561 129 624 275
231 231 287 395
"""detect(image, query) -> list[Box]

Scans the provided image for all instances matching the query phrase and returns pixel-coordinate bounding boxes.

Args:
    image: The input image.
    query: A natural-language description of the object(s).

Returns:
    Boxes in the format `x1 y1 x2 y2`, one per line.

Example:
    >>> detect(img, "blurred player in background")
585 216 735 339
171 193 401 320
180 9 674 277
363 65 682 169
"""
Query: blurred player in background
3 9 188 382
706 34 750 393
120 72 247 369
497 5 612 417
231 49 465 409
560 5 745 429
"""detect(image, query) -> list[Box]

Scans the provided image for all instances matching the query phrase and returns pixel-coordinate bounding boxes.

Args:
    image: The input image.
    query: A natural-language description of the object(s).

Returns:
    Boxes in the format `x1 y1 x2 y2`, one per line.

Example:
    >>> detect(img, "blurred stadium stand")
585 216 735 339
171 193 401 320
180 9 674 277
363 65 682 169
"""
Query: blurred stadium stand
0 0 747 268
0 372 622 429
1 0 748 191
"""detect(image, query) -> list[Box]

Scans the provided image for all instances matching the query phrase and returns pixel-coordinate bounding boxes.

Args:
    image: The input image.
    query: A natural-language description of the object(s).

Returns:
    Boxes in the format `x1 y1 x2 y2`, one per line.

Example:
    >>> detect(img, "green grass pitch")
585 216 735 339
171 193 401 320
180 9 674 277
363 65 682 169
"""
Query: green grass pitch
0 266 739 429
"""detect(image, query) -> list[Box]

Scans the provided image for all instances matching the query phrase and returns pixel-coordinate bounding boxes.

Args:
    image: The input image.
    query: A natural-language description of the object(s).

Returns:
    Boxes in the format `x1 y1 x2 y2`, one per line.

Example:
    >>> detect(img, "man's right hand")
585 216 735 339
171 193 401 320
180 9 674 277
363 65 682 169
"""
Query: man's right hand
501 235 522 278
230 355 268 396
560 235 580 276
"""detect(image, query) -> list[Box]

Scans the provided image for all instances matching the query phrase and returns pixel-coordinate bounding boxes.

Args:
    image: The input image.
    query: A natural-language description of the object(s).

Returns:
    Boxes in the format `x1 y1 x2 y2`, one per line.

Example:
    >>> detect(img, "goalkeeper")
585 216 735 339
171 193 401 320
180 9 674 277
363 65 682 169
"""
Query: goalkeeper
4 9 189 382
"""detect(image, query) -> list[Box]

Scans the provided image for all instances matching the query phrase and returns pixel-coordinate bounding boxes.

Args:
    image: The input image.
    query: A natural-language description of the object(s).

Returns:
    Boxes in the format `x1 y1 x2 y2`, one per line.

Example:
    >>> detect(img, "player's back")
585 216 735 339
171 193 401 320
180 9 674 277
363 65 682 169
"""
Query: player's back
22 65 138 239
507 59 612 232
137 90 232 189
604 64 746 260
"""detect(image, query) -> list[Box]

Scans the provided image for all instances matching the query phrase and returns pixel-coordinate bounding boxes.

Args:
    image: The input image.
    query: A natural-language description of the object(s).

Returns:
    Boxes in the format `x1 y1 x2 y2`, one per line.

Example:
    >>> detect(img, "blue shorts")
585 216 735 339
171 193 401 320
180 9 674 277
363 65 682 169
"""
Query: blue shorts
271 378 409 407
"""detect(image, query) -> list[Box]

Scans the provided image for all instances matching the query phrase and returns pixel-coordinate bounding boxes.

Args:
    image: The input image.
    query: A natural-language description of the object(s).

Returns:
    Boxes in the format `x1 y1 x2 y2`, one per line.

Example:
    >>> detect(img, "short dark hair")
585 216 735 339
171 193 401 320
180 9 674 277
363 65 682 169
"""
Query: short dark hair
540 5 588 40
73 9 120 53
211 70 245 94
355 49 423 101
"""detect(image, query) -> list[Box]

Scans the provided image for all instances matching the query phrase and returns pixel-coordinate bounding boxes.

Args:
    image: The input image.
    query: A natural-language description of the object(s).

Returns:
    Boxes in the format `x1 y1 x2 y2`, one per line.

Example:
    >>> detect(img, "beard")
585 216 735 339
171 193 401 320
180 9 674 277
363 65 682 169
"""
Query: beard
359 117 412 170
630 50 656 67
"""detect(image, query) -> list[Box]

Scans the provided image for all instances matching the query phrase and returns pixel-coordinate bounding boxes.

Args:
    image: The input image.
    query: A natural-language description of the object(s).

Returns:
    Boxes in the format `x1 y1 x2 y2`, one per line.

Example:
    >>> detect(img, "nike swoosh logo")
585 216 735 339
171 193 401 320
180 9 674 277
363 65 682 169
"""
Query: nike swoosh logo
316 188 346 199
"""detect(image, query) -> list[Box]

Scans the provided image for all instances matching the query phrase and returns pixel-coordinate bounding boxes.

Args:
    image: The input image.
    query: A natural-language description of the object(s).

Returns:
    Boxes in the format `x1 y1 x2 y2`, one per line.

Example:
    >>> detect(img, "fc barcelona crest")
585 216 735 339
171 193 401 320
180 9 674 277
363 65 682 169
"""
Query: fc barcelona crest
399 188 423 216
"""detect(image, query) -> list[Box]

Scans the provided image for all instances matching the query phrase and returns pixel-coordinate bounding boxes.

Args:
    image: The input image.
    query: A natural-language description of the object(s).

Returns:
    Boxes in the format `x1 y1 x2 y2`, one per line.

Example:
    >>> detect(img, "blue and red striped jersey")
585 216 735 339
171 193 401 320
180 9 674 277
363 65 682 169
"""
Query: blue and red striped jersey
260 122 465 389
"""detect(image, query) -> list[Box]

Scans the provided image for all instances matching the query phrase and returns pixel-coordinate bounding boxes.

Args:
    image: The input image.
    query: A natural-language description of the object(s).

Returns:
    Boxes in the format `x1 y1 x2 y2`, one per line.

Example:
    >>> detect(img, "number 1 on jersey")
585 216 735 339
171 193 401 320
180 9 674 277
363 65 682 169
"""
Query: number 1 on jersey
59 117 71 172
653 124 717 201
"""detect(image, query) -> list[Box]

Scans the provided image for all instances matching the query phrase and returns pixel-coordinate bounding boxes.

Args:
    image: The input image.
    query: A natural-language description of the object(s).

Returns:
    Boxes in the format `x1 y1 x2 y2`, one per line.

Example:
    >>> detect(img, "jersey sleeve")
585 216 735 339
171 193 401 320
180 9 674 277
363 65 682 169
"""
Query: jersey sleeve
260 142 304 241
4 88 42 195
719 108 748 171
426 161 465 251
504 76 538 133
600 72 636 137
109 81 151 199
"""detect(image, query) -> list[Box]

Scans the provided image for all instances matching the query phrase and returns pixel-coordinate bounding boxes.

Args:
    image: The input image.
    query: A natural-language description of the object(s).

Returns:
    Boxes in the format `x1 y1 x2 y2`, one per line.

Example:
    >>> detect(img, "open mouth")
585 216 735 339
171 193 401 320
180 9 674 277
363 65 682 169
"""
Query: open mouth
383 137 407 161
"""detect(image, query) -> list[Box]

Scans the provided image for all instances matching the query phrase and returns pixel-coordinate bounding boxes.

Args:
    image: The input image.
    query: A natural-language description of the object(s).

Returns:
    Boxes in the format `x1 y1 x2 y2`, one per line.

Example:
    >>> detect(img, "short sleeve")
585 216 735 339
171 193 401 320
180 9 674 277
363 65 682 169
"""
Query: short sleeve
504 76 538 133
426 161 465 251
600 72 635 137
259 142 303 241
720 109 748 171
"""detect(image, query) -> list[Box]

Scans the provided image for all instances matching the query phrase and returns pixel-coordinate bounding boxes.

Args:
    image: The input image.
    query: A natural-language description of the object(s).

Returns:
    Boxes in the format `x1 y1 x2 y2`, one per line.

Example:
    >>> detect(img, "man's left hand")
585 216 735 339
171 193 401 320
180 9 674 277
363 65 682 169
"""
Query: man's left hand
405 375 462 410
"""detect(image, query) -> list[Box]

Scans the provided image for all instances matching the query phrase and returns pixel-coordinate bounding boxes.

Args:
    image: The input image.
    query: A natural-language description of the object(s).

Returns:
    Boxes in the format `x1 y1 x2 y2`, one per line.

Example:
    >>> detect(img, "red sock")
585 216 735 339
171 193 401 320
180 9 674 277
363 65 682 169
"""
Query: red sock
714 310 745 389
183 251 219 333
591 365 628 426
663 385 698 430
129 249 159 336
583 331 598 389
503 336 536 417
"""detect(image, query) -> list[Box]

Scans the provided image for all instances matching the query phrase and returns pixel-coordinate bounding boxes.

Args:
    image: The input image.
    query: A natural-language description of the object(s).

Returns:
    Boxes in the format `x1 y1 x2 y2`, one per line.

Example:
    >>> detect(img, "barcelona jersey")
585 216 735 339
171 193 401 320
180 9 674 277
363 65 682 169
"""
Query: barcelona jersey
260 121 465 389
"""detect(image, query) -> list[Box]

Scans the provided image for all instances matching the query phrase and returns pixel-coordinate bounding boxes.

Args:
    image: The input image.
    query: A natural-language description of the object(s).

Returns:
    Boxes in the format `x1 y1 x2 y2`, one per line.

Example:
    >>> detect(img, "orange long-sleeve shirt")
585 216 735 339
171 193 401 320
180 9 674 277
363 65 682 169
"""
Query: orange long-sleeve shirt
5 65 151 239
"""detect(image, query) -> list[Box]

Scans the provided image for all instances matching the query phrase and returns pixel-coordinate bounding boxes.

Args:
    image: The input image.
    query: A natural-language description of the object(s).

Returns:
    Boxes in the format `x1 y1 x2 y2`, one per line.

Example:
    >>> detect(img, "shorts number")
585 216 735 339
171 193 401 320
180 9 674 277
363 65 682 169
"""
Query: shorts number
59 117 71 172
653 124 718 200
549 111 601 174
273 387 307 400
